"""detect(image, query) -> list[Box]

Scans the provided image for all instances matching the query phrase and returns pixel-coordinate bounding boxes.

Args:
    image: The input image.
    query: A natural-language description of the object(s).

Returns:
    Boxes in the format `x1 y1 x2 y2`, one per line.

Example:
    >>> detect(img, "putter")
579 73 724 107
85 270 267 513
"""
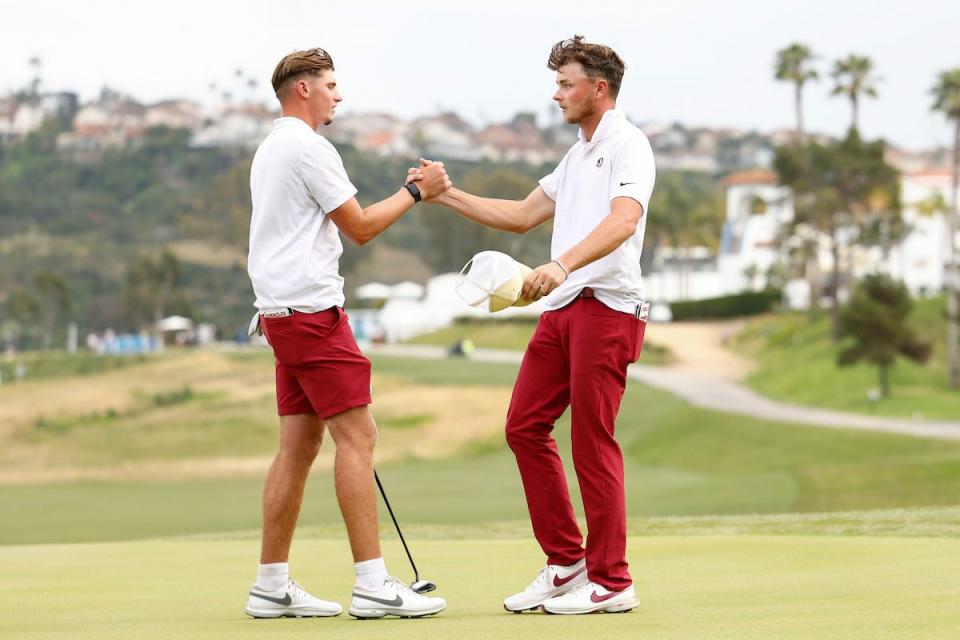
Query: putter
374 469 437 594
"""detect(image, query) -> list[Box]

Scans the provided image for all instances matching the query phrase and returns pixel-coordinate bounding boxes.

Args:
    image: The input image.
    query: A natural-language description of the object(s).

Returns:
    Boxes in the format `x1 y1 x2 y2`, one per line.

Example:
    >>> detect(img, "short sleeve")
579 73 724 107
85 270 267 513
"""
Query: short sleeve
301 140 358 213
538 166 560 202
609 134 656 212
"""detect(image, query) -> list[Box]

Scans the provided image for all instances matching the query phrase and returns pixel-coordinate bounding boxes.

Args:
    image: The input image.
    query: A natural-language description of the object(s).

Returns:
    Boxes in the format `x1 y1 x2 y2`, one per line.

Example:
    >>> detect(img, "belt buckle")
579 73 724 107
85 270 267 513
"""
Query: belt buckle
580 287 595 299
261 307 293 319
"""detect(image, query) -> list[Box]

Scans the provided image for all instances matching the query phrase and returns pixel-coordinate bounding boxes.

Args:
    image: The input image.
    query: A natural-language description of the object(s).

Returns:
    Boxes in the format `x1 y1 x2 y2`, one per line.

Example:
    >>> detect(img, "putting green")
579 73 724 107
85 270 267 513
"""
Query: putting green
2 534 958 640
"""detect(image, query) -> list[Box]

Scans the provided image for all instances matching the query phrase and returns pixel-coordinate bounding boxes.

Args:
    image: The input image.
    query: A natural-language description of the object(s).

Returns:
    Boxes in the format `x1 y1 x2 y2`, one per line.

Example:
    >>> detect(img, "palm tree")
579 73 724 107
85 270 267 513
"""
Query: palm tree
931 68 960 389
831 54 880 132
774 43 818 142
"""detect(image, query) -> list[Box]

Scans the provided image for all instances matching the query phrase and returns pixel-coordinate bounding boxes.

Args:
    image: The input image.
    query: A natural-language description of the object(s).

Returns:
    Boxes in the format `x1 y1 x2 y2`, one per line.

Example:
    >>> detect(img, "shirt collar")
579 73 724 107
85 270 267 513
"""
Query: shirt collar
273 116 315 132
578 107 626 147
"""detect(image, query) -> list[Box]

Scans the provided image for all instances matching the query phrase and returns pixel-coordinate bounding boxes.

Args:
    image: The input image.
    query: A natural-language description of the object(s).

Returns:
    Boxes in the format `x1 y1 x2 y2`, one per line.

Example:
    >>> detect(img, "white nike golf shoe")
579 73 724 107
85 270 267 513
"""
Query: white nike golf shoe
503 558 587 613
542 580 638 615
348 576 447 619
245 579 342 618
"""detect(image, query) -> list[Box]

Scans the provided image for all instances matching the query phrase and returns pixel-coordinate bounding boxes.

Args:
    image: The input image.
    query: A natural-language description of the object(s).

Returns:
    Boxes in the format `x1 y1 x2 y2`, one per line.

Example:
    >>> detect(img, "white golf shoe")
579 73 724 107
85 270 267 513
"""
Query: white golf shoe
348 576 447 619
542 580 638 615
245 579 342 618
503 558 587 613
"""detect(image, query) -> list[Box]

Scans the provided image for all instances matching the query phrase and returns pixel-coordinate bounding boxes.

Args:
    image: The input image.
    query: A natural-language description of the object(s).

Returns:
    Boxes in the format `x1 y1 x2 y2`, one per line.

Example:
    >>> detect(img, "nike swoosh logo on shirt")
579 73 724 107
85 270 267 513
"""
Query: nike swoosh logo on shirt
249 591 292 605
619 181 635 187
589 590 619 603
352 592 403 607
553 567 585 587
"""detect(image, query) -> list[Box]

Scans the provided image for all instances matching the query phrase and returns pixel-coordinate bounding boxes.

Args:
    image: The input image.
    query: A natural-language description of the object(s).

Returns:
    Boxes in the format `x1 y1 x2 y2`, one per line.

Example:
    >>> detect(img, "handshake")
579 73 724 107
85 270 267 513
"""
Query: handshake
405 158 453 202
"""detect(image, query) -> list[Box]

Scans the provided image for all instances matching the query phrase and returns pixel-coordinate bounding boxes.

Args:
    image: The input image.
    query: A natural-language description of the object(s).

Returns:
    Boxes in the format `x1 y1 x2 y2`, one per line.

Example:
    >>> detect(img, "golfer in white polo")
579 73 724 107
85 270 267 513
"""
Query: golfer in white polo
410 35 655 615
244 47 451 620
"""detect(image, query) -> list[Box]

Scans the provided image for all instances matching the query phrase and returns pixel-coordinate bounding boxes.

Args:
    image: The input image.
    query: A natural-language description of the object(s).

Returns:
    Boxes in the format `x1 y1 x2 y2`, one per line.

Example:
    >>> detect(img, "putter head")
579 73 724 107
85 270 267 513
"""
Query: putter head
411 579 436 594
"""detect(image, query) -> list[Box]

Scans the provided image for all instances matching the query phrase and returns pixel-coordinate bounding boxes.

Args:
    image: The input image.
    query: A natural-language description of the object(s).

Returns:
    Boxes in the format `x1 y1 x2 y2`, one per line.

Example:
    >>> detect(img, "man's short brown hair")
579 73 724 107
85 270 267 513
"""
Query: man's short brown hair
547 35 625 99
271 48 335 95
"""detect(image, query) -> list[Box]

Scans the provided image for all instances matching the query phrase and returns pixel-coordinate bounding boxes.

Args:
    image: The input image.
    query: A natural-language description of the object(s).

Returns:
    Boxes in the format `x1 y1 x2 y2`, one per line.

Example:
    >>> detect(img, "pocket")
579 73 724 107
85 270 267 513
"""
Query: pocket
629 317 646 363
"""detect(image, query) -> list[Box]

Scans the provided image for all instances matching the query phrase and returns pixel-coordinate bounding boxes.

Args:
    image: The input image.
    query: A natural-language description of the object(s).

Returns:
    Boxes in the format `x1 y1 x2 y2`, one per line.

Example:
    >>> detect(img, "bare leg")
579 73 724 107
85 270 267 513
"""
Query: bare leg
324 405 381 562
260 414 324 563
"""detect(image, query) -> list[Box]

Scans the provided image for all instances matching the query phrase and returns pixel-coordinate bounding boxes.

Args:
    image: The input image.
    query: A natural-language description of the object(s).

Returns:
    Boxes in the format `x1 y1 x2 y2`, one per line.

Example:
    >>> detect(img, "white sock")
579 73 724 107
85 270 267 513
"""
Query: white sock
256 562 289 591
354 557 388 591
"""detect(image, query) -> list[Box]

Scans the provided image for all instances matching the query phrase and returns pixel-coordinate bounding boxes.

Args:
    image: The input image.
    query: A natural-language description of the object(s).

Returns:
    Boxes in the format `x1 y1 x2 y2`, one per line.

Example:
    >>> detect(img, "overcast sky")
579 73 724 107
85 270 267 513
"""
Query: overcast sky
1 0 957 150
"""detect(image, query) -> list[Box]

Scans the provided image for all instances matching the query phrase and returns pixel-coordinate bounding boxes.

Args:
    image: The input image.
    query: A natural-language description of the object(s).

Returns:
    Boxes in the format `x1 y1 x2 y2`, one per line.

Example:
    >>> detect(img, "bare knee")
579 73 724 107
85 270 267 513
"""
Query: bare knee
326 406 378 455
278 414 324 464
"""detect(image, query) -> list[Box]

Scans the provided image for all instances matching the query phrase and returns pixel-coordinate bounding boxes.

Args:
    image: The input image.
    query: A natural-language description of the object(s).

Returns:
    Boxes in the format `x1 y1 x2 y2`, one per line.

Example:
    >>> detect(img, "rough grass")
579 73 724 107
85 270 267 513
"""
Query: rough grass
735 299 960 419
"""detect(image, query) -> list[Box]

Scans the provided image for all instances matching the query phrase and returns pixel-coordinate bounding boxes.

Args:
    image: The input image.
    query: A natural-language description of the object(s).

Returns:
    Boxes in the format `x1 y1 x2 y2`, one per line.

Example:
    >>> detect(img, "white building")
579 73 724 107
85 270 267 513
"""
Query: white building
644 168 957 307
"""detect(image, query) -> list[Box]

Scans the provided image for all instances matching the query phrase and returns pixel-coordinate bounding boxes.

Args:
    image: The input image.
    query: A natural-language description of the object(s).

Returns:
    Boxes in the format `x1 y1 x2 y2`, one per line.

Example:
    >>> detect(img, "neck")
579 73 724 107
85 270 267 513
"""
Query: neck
281 104 320 130
579 102 616 142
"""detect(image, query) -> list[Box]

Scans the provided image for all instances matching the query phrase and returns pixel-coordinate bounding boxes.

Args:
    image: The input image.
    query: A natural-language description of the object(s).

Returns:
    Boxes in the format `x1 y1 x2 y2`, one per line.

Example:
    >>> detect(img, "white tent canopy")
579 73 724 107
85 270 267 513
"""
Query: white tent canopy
156 315 193 332
354 282 392 300
390 281 425 299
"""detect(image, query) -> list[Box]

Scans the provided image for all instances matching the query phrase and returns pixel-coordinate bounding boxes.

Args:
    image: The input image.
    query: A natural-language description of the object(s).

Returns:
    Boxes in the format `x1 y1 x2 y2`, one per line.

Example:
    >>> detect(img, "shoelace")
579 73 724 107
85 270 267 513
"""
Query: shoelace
287 579 310 600
524 567 551 593
386 576 426 600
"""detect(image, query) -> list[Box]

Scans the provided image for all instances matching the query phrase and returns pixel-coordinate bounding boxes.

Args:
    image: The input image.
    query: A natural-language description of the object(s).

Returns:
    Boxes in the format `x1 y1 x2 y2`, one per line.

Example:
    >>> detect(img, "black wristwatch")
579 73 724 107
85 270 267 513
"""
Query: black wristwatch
404 182 422 203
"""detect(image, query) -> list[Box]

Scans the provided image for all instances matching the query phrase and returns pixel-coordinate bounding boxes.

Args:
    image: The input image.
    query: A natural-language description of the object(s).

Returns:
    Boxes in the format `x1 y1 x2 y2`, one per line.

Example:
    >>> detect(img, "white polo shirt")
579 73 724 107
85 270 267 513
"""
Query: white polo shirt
539 108 656 314
248 117 357 311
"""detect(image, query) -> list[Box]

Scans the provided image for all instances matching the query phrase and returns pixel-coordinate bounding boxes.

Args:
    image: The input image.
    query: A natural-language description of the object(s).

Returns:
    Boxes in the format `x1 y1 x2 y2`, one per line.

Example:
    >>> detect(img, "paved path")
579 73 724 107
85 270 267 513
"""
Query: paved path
367 344 960 441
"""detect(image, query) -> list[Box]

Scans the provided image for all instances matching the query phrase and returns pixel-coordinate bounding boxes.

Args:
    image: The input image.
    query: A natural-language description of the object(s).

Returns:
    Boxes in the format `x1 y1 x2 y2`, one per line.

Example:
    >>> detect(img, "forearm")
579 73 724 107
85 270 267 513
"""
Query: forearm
433 188 528 233
355 189 416 244
558 211 638 272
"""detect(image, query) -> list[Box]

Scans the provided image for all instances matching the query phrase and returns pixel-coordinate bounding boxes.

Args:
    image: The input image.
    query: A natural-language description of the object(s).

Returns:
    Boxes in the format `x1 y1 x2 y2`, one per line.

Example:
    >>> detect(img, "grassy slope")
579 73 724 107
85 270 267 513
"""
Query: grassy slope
3 353 960 545
406 319 671 365
735 298 960 419
1 533 958 640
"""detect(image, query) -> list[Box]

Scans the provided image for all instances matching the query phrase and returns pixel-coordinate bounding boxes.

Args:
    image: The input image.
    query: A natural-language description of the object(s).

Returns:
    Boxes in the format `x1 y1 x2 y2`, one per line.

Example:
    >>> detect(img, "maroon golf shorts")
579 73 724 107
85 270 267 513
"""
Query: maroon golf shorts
261 307 372 419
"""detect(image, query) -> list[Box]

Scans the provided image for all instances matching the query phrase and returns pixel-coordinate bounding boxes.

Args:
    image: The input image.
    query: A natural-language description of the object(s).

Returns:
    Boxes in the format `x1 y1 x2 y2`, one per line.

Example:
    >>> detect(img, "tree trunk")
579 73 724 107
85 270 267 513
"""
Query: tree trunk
795 83 804 142
830 220 842 341
947 119 960 389
851 94 860 133
879 364 890 398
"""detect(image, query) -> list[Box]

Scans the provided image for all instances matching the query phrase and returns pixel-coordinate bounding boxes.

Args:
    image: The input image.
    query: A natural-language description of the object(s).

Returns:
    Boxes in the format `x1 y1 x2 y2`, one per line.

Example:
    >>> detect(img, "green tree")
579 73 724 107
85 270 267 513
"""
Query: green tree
647 172 724 299
774 130 901 339
33 271 71 350
419 168 548 272
931 67 960 389
3 288 42 349
123 250 189 328
837 274 931 398
831 54 880 132
774 43 819 141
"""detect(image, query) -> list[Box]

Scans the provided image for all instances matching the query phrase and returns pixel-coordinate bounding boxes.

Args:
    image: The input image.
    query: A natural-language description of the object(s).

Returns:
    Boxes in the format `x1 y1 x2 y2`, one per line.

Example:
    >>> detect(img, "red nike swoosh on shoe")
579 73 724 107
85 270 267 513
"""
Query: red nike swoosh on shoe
552 568 585 587
589 590 619 603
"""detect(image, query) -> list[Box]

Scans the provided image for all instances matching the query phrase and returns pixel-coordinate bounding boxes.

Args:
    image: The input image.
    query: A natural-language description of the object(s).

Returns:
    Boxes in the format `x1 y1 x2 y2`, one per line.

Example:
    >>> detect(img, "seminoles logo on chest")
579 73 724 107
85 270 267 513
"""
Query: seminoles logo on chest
596 157 604 168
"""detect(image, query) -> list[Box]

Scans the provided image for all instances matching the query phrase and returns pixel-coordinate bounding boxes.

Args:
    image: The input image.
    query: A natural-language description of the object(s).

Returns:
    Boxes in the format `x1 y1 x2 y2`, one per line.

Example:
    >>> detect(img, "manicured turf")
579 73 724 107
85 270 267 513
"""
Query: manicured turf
2 532 958 640
736 301 960 419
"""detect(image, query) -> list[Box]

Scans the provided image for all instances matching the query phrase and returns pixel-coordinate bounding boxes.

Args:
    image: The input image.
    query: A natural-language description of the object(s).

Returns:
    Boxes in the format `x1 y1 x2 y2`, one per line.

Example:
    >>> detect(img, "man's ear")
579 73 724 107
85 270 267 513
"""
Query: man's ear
596 78 608 99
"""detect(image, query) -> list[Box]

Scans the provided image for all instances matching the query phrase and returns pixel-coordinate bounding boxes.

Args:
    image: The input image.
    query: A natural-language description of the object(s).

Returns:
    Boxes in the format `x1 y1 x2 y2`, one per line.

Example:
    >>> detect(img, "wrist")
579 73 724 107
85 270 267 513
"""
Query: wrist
553 258 570 279
403 182 422 204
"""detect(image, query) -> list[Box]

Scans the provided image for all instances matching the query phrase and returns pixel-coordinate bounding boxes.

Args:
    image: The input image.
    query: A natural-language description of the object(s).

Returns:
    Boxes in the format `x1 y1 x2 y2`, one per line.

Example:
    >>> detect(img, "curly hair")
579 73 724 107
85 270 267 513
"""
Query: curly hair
547 35 625 98
271 48 335 95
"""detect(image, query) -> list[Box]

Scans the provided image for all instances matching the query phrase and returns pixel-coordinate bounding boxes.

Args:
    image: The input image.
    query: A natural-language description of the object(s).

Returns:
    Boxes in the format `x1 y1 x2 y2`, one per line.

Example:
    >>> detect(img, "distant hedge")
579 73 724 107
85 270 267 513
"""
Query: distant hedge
670 289 781 320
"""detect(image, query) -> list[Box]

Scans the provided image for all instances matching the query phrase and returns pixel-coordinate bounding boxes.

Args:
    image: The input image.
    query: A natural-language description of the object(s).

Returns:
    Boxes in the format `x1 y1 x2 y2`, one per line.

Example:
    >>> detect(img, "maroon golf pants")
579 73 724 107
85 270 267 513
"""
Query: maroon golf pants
505 293 645 592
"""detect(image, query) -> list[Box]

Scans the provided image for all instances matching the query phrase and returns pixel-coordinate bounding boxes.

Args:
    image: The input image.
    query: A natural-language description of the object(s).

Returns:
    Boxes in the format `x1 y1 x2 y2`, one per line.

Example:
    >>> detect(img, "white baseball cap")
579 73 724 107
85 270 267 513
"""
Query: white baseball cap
455 251 534 313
